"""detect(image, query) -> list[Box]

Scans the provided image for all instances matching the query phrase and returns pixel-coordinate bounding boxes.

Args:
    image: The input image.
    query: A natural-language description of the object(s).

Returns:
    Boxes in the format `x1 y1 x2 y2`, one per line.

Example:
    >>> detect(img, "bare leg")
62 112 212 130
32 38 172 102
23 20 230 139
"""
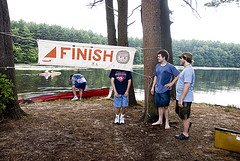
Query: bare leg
72 85 77 97
164 106 170 129
115 108 120 115
182 118 190 137
152 107 163 125
120 107 126 115
79 88 83 99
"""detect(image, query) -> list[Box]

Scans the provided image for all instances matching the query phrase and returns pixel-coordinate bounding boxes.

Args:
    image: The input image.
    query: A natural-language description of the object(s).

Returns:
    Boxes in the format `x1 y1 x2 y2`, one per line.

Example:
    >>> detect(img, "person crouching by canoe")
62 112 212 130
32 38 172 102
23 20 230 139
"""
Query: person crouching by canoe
109 69 132 124
70 74 87 101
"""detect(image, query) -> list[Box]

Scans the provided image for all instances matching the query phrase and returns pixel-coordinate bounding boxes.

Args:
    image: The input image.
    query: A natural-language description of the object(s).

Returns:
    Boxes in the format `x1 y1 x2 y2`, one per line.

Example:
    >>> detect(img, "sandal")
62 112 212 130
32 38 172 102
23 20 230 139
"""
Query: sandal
175 133 189 140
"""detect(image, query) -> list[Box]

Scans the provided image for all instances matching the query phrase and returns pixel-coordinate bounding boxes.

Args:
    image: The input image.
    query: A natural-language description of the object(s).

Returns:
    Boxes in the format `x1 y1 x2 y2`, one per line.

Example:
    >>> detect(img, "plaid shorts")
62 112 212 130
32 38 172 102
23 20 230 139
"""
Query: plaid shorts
175 101 192 120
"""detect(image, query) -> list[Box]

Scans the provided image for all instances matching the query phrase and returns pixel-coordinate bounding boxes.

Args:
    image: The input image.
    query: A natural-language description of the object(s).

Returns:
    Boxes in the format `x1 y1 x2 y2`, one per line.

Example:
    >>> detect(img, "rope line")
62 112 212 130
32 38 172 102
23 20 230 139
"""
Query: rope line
0 66 15 70
132 70 153 117
0 31 37 42
146 75 152 117
131 70 152 78
0 32 162 51
136 46 162 51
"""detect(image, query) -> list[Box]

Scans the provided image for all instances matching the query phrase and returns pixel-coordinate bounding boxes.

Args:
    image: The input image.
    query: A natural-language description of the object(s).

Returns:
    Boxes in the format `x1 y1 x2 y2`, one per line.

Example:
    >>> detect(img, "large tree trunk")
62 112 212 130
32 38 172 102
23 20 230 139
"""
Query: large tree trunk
141 0 161 122
160 0 172 63
117 0 128 47
117 0 137 106
142 0 174 123
105 0 117 46
105 0 117 99
160 0 176 99
0 0 25 119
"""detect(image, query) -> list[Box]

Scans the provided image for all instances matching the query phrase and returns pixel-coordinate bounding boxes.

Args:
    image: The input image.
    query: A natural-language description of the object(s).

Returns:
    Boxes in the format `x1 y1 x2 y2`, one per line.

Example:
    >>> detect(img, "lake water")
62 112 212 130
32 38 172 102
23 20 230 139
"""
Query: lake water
15 65 240 108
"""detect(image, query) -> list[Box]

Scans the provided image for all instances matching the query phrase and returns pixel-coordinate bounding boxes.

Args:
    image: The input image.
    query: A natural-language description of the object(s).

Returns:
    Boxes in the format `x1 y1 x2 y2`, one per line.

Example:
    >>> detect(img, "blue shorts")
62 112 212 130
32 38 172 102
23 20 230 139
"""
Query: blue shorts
75 82 86 90
155 90 171 107
114 94 129 108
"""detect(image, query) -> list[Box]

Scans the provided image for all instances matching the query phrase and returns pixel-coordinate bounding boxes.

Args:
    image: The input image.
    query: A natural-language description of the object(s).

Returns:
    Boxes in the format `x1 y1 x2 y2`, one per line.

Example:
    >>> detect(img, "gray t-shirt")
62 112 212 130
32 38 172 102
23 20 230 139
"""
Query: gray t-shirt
176 65 195 102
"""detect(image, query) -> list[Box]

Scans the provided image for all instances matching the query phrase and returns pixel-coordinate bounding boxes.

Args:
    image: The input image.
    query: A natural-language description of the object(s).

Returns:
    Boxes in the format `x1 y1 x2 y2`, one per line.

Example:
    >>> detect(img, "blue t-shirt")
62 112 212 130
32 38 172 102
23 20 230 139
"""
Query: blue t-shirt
109 69 132 94
176 65 195 102
153 63 180 93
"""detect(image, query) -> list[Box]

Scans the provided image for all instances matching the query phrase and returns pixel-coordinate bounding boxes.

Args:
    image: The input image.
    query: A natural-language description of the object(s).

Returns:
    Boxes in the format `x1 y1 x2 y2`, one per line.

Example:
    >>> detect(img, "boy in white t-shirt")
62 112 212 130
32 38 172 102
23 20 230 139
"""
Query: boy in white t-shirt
70 74 87 101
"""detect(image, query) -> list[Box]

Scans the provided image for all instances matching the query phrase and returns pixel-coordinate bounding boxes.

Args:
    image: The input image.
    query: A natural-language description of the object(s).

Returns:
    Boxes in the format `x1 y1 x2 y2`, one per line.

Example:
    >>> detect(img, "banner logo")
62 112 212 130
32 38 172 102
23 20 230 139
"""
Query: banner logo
116 50 130 64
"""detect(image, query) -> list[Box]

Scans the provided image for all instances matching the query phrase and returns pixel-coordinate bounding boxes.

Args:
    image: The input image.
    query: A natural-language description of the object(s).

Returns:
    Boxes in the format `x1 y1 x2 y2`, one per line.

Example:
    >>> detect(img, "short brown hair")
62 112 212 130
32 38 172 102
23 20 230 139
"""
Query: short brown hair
157 49 169 61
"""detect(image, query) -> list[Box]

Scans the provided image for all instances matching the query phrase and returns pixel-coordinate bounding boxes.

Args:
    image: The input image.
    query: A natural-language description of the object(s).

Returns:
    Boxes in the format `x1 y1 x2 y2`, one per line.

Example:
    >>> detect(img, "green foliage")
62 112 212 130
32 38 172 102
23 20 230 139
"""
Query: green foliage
10 20 240 67
11 20 108 64
204 0 239 7
0 73 15 114
128 37 143 64
172 40 240 67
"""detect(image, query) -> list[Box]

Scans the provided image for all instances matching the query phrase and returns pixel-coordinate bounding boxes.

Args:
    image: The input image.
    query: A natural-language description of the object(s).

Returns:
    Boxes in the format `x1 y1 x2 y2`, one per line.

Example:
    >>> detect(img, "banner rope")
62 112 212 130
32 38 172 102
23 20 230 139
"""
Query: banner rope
0 32 163 50
0 31 37 69
136 46 162 50
0 31 37 42
132 70 153 117
0 66 15 70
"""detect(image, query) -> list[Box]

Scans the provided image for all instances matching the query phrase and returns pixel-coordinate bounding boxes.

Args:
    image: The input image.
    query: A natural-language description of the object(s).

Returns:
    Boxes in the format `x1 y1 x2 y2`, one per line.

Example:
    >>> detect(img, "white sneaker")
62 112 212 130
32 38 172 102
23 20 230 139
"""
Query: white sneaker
114 115 119 124
120 115 125 124
72 96 78 101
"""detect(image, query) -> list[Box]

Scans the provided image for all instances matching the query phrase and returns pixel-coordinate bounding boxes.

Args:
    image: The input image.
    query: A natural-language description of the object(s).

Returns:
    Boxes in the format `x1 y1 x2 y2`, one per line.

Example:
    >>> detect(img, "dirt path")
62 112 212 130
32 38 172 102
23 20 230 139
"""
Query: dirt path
0 99 240 160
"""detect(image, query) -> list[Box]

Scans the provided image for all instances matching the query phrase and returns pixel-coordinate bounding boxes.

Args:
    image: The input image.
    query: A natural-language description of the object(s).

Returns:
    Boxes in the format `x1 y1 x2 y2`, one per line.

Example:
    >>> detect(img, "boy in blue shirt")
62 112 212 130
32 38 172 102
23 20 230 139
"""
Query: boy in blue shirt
151 49 180 129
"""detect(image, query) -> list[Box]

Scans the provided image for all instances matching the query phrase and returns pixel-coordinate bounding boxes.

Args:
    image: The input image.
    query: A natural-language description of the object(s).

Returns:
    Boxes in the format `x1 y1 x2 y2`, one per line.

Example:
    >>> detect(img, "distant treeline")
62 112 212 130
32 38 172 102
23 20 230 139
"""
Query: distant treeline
10 20 240 67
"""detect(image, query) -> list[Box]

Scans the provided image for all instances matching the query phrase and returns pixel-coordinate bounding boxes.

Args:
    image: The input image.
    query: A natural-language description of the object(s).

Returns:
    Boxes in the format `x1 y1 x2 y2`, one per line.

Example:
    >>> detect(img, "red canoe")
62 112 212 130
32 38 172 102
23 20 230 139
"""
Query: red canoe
18 88 110 103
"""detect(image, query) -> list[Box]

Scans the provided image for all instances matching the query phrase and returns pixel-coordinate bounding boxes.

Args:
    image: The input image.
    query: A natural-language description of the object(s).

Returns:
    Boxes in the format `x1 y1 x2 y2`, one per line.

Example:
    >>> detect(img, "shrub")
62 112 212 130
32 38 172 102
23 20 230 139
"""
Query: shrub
0 73 15 115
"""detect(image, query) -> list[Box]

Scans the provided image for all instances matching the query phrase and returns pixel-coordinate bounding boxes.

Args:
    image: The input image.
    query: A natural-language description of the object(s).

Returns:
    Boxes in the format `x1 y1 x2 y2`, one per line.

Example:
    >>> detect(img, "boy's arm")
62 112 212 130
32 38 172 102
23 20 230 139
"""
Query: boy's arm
124 79 131 97
111 77 119 97
151 76 157 95
71 77 75 85
165 73 180 88
178 83 190 108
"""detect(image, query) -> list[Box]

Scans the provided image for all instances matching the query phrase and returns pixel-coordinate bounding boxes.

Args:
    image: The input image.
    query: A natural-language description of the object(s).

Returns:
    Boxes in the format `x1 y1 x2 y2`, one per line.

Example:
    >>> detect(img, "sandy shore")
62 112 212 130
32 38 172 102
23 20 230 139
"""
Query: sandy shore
0 99 239 160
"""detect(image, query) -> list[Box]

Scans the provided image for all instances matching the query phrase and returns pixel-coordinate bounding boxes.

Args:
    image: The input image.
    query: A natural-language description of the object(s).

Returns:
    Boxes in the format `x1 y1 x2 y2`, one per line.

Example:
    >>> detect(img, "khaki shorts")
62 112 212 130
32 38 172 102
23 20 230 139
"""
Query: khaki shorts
175 101 192 120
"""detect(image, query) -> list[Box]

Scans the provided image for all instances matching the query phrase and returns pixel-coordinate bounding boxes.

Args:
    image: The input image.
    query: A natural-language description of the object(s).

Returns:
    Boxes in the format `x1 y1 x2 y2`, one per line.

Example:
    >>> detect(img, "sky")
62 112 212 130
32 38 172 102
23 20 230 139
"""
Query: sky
7 0 240 44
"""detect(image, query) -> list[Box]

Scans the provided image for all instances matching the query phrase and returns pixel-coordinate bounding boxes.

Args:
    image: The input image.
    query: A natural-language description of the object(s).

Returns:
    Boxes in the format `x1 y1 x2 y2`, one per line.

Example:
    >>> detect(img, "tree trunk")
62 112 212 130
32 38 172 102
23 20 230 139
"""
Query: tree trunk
142 0 175 122
160 0 176 99
105 0 117 46
117 0 128 47
141 0 162 122
117 0 137 106
160 0 172 63
0 0 25 119
105 0 117 99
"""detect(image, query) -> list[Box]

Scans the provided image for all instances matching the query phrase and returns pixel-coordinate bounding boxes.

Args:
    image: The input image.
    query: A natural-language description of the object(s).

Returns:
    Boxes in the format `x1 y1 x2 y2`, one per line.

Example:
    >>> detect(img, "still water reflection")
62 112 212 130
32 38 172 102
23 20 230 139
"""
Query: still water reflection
15 65 240 108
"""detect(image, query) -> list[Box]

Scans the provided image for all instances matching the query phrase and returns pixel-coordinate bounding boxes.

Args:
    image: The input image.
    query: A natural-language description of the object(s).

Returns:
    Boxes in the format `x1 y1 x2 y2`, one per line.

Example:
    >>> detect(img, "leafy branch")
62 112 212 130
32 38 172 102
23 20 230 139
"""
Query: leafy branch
0 73 15 115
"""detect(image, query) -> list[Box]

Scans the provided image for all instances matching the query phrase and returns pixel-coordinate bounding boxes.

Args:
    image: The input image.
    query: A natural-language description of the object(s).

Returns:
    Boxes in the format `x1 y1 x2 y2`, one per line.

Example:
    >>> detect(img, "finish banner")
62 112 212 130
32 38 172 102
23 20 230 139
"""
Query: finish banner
37 40 136 71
